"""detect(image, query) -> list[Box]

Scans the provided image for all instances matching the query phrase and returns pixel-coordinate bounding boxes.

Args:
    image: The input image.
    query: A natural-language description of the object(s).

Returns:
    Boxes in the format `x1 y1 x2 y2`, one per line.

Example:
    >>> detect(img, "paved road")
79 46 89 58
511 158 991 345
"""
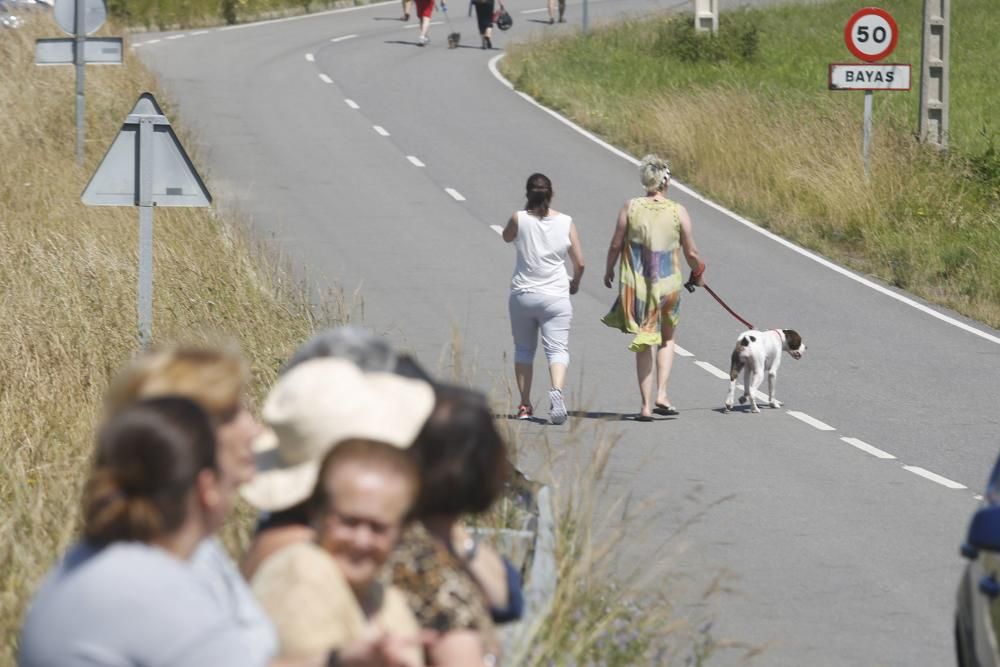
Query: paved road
134 1 999 663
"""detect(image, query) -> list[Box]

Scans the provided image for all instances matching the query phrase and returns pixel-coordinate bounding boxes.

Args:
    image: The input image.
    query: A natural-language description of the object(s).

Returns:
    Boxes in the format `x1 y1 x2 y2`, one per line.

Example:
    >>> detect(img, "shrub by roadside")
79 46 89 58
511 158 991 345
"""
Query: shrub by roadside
501 0 1000 327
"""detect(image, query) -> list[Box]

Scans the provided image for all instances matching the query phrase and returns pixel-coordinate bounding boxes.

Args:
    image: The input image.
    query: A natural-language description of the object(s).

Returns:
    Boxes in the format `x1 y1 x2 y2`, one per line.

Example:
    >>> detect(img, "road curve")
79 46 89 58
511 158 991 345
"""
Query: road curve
134 2 999 663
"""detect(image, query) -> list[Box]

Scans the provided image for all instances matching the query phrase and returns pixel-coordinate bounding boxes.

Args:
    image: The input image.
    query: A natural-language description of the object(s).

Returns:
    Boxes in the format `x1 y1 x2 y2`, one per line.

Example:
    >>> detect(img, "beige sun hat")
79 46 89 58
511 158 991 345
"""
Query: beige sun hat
240 357 435 512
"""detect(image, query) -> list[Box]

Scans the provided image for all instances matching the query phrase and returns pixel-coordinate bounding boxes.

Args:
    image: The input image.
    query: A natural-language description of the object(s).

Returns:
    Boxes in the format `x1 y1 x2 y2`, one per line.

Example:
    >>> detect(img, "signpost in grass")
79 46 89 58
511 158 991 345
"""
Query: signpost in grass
918 0 950 149
831 7 910 180
35 0 122 164
82 93 212 347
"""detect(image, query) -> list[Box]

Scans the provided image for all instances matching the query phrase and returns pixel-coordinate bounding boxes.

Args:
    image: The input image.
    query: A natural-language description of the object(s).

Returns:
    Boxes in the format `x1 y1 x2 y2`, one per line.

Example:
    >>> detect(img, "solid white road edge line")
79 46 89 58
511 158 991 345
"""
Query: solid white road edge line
787 411 836 431
903 466 967 490
373 125 390 136
694 361 729 380
345 99 360 109
305 53 315 61
486 53 1000 347
445 188 466 201
318 73 333 84
490 225 504 235
331 34 358 42
218 0 395 32
841 437 896 460
407 156 425 167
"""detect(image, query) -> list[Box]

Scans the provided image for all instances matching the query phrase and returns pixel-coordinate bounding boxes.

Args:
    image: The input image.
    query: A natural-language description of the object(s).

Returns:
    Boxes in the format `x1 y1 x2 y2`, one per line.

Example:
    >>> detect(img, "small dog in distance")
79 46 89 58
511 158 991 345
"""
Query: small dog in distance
725 329 806 413
447 31 461 48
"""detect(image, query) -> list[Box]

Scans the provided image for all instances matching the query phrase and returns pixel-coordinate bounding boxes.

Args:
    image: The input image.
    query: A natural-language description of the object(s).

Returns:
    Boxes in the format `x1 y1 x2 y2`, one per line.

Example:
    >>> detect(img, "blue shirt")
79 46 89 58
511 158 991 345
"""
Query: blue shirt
19 542 273 667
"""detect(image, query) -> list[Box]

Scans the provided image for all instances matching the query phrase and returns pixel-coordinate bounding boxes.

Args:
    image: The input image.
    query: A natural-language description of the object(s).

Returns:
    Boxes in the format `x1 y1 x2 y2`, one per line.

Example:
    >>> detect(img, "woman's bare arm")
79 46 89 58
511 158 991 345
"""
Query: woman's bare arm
567 223 585 294
501 213 518 243
677 205 705 285
603 201 629 288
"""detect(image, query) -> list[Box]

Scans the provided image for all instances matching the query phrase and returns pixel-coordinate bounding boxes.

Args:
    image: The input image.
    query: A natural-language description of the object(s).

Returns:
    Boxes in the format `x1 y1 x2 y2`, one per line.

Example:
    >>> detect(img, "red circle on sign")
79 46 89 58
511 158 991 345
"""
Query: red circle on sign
844 7 898 62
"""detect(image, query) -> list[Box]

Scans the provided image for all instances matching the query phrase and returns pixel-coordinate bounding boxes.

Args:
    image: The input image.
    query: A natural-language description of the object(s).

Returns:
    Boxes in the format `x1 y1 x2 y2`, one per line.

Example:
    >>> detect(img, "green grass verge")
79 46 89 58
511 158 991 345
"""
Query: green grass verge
501 0 1000 327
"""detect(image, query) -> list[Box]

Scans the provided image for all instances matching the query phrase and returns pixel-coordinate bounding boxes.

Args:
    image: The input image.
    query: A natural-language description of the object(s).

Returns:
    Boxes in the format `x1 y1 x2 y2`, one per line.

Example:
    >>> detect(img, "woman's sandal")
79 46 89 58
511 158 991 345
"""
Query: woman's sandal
635 413 654 422
653 403 679 416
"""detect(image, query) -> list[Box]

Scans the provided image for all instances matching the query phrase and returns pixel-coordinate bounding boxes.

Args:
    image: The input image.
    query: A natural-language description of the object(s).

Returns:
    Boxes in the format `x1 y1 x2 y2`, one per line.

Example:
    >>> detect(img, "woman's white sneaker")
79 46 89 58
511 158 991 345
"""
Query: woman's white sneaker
549 388 567 425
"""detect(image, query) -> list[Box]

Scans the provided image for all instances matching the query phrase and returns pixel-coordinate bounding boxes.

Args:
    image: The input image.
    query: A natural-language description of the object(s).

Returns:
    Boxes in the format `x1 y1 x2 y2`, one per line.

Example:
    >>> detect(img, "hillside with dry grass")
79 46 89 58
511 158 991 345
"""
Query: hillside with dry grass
0 18 321 660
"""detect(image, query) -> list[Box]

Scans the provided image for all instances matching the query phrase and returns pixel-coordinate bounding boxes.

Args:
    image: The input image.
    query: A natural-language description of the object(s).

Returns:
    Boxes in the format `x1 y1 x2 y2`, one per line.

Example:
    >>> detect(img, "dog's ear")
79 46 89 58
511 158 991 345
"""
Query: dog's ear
783 330 803 350
749 335 756 343
739 336 751 347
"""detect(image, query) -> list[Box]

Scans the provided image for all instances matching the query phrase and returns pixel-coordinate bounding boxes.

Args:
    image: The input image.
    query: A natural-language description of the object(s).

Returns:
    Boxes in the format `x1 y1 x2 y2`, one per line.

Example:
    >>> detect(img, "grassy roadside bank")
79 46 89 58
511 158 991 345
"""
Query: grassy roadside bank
501 0 1000 328
0 18 320 661
114 0 383 32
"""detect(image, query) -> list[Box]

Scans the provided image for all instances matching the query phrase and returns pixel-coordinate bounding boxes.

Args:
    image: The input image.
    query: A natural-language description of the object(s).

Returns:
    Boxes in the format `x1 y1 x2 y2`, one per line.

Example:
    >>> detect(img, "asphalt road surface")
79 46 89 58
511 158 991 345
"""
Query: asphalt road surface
133 1 1000 663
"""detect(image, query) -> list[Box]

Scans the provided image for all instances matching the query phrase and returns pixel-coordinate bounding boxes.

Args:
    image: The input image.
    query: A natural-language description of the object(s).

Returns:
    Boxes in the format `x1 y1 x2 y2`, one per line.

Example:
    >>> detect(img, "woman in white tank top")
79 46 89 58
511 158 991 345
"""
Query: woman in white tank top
502 173 585 425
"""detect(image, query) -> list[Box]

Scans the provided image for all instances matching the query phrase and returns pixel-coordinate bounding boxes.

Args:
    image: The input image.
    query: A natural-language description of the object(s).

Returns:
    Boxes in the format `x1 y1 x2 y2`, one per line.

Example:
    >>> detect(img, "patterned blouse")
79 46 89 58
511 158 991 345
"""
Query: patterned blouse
387 523 498 649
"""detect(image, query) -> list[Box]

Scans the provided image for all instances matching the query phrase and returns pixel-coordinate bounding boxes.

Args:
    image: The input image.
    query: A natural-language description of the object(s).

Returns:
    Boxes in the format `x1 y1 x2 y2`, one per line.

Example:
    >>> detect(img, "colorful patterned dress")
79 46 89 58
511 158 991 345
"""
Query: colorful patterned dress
601 197 684 351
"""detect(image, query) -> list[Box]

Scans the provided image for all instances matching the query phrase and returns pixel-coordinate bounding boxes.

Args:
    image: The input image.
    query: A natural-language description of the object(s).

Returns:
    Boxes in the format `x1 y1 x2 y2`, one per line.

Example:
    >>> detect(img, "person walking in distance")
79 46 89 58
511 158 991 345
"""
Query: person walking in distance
414 0 437 45
472 0 495 49
547 0 565 23
401 0 412 20
602 155 705 421
503 173 585 425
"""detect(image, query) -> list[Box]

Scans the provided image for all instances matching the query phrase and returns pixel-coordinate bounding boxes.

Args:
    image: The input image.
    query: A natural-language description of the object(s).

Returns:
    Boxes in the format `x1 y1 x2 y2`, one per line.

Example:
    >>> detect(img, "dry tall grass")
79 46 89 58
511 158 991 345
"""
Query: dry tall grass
0 19 319 661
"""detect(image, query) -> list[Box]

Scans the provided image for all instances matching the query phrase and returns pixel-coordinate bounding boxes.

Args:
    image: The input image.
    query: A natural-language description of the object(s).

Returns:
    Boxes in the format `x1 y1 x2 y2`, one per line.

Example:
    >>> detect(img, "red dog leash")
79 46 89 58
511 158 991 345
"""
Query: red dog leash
684 264 756 329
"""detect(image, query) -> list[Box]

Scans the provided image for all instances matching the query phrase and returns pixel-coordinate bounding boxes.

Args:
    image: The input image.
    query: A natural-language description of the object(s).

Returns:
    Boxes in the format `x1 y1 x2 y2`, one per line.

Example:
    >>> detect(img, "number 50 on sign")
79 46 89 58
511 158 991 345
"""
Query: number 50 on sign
844 7 899 62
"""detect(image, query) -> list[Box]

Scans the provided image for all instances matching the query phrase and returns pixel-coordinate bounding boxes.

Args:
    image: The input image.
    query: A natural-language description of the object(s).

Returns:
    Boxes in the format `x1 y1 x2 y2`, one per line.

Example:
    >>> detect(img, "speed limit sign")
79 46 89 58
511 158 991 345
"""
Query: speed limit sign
844 7 898 62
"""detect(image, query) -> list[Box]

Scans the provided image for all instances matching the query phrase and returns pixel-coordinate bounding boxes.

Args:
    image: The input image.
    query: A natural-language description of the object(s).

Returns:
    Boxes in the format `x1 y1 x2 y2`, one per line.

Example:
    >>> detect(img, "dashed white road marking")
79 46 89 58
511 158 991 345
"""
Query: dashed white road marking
674 345 693 357
694 361 729 381
166 34 186 40
132 42 145 48
486 53 1000 347
345 99 360 109
404 20 441 28
490 225 504 235
975 494 985 501
144 38 161 44
445 188 465 201
331 34 358 42
305 53 315 62
903 466 967 490
373 125 390 136
521 7 548 13
406 155 426 167
318 73 333 84
190 30 210 35
841 437 896 460
787 411 836 431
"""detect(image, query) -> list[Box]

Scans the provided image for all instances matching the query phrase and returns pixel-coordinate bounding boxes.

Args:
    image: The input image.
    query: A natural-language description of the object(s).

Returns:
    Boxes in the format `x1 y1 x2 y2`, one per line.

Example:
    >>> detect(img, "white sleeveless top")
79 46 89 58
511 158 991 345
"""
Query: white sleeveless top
510 210 572 296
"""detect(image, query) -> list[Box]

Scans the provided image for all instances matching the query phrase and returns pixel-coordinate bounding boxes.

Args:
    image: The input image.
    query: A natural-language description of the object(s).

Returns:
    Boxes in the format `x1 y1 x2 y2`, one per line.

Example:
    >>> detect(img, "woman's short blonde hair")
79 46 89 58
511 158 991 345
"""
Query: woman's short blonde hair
639 154 672 193
104 345 248 422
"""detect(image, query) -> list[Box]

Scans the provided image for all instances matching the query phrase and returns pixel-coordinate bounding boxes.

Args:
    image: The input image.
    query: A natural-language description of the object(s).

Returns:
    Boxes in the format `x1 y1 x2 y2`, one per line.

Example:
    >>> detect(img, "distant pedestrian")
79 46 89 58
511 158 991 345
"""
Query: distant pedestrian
602 154 705 421
415 0 437 45
503 173 585 424
471 0 495 49
401 0 412 21
547 0 565 23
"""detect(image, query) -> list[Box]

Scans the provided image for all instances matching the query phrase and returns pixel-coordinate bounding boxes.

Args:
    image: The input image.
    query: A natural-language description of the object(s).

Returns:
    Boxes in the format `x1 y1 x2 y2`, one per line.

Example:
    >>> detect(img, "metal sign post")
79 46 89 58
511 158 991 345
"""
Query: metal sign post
833 7 907 181
82 93 212 347
74 0 85 163
36 0 118 164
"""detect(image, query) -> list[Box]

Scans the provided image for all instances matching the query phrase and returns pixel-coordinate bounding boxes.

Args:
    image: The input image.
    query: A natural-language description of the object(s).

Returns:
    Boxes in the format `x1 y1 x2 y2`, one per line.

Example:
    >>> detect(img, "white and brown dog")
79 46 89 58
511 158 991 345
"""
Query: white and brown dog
725 329 805 413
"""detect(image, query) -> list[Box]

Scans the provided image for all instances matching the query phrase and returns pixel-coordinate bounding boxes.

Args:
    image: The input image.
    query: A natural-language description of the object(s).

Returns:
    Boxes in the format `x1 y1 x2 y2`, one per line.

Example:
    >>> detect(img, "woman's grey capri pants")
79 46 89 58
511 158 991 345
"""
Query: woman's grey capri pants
508 291 573 366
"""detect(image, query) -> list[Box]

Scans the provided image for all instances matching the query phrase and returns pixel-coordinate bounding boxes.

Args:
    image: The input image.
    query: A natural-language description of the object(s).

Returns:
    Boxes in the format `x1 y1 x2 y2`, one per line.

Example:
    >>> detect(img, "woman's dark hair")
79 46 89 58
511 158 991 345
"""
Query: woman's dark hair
524 173 553 218
411 385 508 517
82 397 217 545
